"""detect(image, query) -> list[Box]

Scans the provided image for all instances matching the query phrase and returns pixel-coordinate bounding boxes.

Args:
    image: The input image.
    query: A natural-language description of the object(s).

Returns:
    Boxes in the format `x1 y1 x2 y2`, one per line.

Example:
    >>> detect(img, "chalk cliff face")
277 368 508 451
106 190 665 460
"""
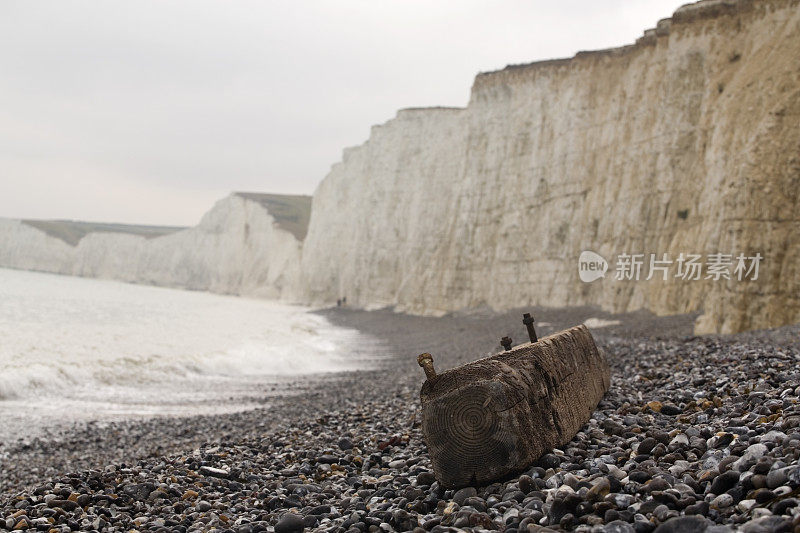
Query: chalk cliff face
2 1 796 334
0 194 310 300
301 0 800 333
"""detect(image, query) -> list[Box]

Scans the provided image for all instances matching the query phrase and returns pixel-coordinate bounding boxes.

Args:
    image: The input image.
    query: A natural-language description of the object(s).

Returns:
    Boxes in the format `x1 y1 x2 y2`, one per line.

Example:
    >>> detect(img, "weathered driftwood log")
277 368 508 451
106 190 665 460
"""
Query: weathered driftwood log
418 324 610 488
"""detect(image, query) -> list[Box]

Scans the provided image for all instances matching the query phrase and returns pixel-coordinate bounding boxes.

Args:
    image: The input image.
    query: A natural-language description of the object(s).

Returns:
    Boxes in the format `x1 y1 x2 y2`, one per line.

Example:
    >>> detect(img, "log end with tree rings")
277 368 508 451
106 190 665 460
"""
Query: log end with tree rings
417 323 610 488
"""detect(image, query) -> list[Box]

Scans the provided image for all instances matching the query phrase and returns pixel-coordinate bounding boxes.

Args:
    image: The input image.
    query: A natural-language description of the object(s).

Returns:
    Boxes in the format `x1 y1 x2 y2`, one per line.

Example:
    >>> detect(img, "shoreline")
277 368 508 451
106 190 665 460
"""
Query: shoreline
1 306 799 531
0 305 691 493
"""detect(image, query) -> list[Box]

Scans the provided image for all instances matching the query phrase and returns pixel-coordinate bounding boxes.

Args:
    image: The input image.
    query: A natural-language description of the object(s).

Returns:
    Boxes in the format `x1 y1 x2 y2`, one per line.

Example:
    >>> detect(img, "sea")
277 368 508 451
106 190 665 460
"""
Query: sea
0 268 382 441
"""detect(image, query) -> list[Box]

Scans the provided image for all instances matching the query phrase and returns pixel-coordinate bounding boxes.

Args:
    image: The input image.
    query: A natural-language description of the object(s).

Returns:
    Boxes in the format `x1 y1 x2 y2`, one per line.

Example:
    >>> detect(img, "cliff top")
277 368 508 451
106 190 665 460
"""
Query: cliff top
234 192 312 241
348 0 775 141
21 219 185 246
397 106 464 114
473 0 769 84
18 193 313 246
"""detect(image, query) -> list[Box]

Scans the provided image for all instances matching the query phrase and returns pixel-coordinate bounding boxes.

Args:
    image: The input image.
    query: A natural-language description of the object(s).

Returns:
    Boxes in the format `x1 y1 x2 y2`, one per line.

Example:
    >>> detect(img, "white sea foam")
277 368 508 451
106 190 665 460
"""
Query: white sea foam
0 268 383 436
583 317 622 329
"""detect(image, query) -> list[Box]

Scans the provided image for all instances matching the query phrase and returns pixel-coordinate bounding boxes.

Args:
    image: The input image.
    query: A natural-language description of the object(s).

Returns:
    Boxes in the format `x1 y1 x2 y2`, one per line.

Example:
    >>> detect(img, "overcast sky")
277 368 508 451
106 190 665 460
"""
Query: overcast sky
0 1 688 226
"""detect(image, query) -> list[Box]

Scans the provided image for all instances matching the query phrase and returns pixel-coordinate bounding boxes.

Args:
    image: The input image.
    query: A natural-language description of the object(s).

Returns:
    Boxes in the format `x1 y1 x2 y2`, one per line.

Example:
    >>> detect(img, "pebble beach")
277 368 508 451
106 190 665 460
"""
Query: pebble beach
1 307 799 532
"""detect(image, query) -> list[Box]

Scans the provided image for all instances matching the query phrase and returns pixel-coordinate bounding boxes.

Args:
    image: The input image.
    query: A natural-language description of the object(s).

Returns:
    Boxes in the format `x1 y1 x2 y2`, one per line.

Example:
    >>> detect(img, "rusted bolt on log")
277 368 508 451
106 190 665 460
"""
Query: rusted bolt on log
417 352 437 381
500 336 513 351
417 324 610 488
523 312 538 342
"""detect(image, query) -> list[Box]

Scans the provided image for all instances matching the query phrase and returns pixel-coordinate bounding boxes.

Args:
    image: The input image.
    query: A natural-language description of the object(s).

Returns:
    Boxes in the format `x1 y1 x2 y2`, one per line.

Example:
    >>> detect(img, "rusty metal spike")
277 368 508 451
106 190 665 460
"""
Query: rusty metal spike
523 313 538 343
418 353 437 381
501 336 513 351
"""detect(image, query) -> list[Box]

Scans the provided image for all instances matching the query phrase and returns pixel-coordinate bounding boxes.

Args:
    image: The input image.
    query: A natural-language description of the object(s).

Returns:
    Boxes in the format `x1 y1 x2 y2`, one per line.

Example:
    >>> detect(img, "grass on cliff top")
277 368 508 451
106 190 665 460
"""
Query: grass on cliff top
22 192 312 246
234 192 312 241
21 219 185 247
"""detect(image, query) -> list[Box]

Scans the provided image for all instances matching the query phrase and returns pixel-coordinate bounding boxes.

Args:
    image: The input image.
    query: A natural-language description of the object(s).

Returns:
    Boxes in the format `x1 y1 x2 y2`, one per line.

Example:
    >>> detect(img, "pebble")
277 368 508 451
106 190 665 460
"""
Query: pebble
660 403 682 416
766 467 789 488
653 515 711 532
710 493 733 509
638 437 657 455
198 465 229 478
709 470 739 494
275 512 305 533
604 519 636 532
452 486 476 506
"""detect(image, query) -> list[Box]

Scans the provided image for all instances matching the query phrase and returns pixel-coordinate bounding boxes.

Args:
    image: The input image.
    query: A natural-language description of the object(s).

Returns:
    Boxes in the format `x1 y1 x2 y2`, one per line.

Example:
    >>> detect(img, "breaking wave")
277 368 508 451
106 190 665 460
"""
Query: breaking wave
0 268 382 410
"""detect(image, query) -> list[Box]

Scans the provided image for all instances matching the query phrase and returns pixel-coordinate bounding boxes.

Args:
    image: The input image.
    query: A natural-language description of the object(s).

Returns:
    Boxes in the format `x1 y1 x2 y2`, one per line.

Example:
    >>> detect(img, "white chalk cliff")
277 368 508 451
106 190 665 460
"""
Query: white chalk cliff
0 193 309 300
300 0 800 334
